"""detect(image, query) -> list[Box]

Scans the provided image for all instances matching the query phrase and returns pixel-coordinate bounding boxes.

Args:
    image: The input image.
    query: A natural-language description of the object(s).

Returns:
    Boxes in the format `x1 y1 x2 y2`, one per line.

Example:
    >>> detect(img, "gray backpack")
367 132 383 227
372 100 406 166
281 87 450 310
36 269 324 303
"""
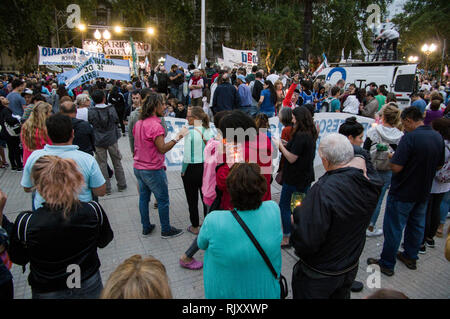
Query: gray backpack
369 131 394 171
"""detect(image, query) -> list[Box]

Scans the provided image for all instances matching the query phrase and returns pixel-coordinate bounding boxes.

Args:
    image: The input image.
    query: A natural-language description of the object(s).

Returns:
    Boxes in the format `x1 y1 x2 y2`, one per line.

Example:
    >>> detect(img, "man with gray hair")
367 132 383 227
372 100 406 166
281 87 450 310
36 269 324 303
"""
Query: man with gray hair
291 133 381 299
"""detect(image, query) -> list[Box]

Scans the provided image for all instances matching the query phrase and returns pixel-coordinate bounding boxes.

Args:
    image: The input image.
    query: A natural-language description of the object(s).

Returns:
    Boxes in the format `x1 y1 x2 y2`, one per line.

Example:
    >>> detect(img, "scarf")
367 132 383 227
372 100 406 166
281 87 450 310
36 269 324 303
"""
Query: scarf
191 76 201 86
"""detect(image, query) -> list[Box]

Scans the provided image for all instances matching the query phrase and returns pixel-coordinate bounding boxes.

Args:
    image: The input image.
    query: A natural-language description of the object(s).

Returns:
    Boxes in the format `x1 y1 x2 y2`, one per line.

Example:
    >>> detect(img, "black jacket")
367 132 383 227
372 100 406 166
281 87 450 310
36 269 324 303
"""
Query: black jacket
291 167 381 275
88 105 119 147
72 118 95 155
0 106 20 140
2 201 113 293
212 82 240 114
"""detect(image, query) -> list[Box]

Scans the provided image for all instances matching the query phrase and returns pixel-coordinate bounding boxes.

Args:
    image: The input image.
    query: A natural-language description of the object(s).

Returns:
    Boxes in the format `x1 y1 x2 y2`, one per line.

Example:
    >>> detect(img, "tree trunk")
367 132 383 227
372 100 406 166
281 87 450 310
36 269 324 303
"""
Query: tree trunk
303 0 313 63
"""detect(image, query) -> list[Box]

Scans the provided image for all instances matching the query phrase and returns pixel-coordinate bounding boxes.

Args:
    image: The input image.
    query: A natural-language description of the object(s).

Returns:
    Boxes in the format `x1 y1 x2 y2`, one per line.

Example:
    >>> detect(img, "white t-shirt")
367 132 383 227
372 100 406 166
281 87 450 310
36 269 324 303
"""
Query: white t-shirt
266 74 279 85
381 29 399 40
76 107 88 122
189 78 204 99
342 95 360 114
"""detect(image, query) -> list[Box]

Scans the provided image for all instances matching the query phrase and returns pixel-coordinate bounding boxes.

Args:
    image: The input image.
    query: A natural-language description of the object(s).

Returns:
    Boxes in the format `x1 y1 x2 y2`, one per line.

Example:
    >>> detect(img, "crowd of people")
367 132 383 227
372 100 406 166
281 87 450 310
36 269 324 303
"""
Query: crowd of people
0 64 449 300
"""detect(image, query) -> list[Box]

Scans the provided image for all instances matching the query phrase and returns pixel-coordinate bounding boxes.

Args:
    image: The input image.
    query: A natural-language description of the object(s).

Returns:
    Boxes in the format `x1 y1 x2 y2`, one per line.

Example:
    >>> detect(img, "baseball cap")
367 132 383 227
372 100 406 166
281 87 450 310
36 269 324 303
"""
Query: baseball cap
23 88 33 95
237 75 247 83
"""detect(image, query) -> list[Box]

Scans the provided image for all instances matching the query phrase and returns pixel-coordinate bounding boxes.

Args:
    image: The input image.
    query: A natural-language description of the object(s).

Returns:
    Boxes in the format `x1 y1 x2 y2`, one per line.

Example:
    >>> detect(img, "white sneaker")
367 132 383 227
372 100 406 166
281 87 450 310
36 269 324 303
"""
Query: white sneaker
366 228 383 237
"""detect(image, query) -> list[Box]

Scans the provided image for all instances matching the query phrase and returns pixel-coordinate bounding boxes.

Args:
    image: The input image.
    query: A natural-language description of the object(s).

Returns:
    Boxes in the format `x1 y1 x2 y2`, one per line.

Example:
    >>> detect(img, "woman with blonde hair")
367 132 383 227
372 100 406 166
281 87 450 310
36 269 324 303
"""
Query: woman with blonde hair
2 155 113 299
20 101 52 165
274 80 285 114
101 255 173 299
363 104 404 237
182 106 214 236
75 93 91 121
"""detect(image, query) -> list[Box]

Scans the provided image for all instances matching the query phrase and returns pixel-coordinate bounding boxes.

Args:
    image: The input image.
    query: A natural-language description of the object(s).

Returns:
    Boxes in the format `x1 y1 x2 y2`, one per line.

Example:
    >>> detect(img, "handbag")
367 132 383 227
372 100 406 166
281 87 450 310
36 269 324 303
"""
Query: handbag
230 209 288 299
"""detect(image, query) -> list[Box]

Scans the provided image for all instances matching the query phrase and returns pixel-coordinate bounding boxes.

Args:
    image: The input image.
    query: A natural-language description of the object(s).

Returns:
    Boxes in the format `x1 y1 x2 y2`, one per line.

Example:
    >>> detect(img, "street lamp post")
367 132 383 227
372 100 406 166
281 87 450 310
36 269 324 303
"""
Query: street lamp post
94 29 111 54
421 43 437 78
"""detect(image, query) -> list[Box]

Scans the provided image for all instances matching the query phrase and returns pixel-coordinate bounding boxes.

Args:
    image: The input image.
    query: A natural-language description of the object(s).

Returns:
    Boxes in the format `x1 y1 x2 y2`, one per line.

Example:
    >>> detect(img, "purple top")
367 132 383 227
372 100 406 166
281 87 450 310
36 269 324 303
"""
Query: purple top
424 110 443 126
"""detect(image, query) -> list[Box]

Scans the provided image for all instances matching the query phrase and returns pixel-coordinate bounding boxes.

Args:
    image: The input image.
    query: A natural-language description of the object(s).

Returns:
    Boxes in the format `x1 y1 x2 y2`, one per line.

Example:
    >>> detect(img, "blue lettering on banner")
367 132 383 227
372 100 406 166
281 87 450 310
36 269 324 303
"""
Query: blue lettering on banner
42 48 47 56
326 67 347 82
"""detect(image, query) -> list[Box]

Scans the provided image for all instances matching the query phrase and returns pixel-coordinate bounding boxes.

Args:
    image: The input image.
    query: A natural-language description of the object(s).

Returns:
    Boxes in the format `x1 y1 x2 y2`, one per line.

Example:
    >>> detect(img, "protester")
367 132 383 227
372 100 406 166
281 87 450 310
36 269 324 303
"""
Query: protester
410 93 427 114
168 64 184 102
188 70 204 107
363 105 403 236
20 101 53 166
182 107 214 235
368 107 445 276
211 74 240 114
275 107 317 247
282 75 300 108
258 80 277 117
6 79 26 117
3 155 113 299
255 113 271 139
291 133 381 299
216 111 273 211
375 86 388 111
299 80 314 105
420 118 450 253
424 99 444 126
236 75 254 117
59 101 95 156
343 88 362 114
0 96 22 171
132 92 188 238
101 255 172 299
360 90 379 118
108 86 127 136
328 86 341 112
89 90 127 195
198 163 282 299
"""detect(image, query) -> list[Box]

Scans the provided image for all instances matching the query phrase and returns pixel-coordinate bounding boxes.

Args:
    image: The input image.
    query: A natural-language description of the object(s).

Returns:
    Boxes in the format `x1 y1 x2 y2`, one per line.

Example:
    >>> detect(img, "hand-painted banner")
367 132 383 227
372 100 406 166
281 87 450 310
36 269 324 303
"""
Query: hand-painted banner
57 57 131 90
38 46 105 66
82 40 151 57
163 112 374 171
222 45 258 72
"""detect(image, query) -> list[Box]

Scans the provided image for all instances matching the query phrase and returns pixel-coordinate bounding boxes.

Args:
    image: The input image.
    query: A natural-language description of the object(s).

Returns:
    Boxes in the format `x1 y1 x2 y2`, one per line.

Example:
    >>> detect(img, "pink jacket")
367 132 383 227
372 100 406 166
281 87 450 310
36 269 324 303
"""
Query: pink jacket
202 139 220 206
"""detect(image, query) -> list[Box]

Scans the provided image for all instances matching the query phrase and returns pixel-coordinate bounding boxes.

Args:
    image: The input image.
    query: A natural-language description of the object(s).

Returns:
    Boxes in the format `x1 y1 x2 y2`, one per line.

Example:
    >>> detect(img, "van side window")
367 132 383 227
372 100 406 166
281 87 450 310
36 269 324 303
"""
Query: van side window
394 74 415 92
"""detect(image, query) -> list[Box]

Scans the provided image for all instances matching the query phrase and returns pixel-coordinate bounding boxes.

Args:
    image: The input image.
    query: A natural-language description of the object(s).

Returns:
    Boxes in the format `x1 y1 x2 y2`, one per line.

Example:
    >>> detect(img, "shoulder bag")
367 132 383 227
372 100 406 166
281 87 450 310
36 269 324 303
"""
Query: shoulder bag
230 209 288 299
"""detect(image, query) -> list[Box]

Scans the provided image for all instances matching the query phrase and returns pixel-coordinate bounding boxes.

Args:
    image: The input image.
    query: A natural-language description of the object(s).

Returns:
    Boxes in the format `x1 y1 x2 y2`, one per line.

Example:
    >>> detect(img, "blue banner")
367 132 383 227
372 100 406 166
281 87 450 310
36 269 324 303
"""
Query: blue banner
164 54 189 71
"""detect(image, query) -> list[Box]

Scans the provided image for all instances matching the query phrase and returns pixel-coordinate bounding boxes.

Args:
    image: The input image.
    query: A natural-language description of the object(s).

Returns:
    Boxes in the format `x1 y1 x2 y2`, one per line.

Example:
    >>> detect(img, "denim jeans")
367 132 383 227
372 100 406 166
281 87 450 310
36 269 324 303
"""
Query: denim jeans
260 111 274 118
32 270 103 299
239 105 258 118
380 195 428 270
369 170 392 227
134 168 171 233
440 191 450 224
279 183 309 236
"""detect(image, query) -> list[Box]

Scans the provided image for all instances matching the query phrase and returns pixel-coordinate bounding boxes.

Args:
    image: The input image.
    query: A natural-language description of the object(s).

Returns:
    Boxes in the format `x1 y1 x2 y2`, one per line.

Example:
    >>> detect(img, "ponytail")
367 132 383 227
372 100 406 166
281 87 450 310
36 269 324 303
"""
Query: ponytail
190 106 210 128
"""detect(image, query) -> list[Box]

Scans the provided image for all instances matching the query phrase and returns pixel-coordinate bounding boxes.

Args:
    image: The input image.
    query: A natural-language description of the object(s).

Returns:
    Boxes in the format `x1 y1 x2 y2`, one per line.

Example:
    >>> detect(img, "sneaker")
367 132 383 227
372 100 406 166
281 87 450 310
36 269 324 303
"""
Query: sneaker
351 280 364 293
366 228 383 237
118 185 127 192
396 252 417 270
179 258 203 270
425 238 435 248
419 244 426 254
142 224 156 236
161 227 183 239
16 167 23 172
367 258 394 276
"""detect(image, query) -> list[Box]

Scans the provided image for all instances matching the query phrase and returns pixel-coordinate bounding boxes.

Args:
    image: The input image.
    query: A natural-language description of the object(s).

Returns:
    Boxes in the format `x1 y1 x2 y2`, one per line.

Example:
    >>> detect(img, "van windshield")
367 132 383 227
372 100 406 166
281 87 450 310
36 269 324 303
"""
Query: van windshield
394 74 415 92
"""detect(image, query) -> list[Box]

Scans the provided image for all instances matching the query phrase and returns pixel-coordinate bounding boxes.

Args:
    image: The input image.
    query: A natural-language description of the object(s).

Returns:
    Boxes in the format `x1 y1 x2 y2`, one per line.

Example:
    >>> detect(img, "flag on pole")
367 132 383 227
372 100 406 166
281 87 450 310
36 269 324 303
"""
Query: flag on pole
130 37 139 77
312 53 329 78
144 56 150 73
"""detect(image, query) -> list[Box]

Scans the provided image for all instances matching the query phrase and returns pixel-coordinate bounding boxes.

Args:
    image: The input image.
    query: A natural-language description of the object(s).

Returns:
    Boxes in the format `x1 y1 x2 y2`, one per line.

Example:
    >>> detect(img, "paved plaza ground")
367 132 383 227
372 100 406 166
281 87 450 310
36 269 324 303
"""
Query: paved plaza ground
1 136 449 299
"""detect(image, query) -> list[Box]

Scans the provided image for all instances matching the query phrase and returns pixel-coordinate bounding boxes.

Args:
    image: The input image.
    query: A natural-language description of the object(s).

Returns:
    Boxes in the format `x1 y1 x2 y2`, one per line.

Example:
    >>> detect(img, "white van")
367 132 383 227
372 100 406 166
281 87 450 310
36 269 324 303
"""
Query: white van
316 61 419 109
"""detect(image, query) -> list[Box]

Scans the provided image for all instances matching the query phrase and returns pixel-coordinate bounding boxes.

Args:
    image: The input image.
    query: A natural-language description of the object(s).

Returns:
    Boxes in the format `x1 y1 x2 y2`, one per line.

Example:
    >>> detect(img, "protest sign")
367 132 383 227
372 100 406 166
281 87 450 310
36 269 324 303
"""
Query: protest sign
163 112 374 172
57 57 131 90
38 46 105 66
222 45 258 72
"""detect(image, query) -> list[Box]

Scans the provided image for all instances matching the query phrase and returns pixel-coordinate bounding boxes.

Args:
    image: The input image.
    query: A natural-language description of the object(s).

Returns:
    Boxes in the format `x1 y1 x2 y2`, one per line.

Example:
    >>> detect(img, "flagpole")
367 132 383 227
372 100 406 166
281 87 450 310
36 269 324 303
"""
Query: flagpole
200 0 206 69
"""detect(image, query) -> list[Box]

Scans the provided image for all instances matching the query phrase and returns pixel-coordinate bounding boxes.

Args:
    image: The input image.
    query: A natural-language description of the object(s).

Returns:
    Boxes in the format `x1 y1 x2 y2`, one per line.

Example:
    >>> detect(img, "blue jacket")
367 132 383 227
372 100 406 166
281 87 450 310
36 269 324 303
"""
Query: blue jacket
212 82 240 113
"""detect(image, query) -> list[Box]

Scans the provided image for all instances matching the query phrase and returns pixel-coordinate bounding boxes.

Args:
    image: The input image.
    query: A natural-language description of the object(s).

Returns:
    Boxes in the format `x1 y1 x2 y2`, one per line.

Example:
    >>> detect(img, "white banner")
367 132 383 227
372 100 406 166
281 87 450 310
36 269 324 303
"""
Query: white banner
222 45 258 72
163 112 374 171
38 46 105 66
83 40 151 57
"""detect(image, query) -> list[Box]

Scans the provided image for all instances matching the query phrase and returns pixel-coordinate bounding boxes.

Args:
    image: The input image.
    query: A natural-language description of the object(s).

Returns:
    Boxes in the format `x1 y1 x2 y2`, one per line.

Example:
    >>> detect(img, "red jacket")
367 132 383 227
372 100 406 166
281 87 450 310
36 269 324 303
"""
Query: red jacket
216 134 273 210
283 83 298 108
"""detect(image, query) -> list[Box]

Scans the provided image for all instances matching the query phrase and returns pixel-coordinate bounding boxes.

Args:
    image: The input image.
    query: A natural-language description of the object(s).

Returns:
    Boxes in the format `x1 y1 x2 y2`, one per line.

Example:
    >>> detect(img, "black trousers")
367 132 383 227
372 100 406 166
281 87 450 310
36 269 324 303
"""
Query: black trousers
292 260 358 299
0 279 14 299
182 163 207 228
115 107 126 134
423 192 446 242
6 136 22 169
384 38 398 60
